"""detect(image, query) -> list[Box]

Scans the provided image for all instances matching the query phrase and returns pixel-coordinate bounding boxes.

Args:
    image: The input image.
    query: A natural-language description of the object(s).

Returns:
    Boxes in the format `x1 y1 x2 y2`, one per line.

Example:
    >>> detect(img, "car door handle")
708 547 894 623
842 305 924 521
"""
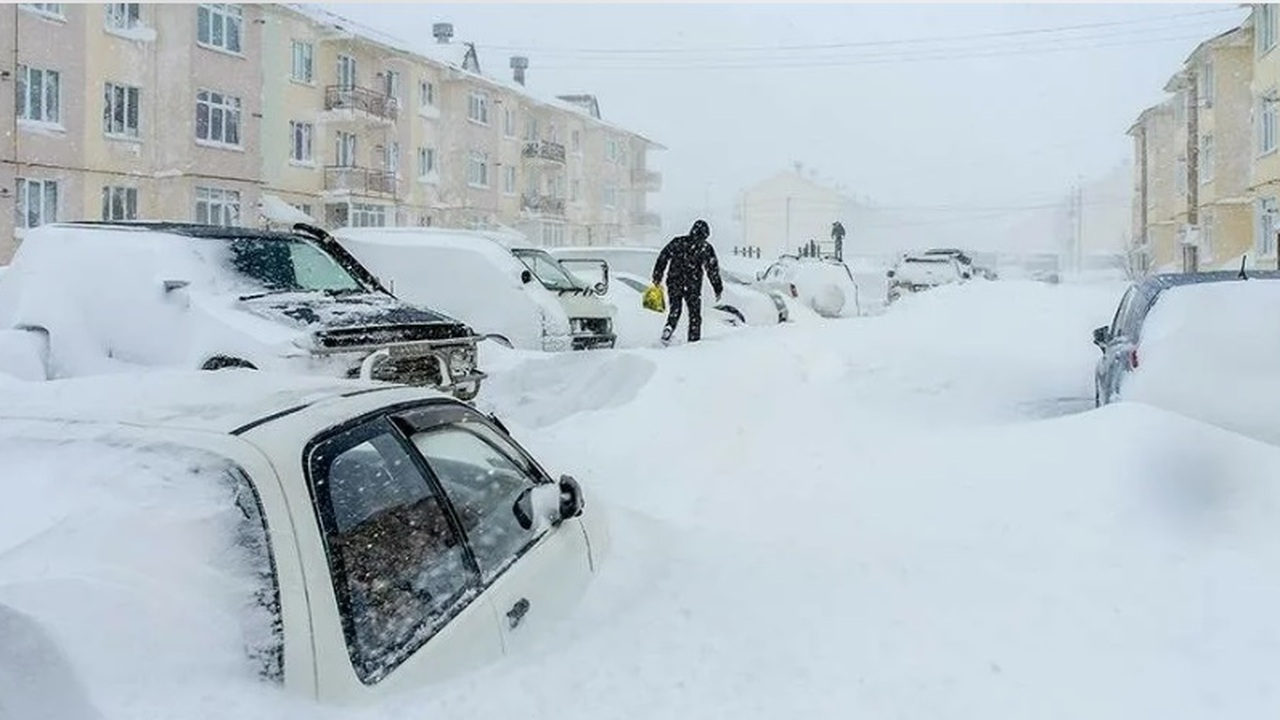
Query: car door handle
506 598 531 629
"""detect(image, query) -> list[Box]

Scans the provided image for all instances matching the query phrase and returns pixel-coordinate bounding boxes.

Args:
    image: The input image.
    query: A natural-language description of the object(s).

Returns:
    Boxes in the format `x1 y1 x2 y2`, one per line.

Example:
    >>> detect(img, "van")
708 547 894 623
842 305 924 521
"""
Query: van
335 227 617 352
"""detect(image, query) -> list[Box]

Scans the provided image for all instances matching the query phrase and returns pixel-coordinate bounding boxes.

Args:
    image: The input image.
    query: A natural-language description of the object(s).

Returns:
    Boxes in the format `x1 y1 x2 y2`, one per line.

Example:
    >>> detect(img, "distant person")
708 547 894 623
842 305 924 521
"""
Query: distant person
652 219 723 345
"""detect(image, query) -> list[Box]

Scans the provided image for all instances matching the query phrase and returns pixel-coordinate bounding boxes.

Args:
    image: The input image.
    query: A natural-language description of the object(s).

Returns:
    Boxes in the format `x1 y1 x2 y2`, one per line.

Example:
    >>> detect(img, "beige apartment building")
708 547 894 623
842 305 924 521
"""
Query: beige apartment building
0 3 664 264
1127 99 1180 271
1248 3 1280 267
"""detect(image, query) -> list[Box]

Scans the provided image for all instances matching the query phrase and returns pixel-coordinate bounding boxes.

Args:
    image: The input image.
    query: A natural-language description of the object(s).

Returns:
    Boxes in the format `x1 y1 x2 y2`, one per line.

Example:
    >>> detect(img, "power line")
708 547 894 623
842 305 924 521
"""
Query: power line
525 28 1225 71
477 7 1242 56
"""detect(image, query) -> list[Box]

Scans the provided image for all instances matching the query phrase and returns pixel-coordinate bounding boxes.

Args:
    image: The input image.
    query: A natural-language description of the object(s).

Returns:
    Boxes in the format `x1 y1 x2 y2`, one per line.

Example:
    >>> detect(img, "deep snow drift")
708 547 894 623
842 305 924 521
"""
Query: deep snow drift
8 278 1280 719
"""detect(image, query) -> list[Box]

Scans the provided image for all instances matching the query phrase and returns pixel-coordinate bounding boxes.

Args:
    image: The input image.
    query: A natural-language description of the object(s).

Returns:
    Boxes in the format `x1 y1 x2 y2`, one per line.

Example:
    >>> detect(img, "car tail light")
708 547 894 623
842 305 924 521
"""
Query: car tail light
788 283 798 298
1128 347 1139 369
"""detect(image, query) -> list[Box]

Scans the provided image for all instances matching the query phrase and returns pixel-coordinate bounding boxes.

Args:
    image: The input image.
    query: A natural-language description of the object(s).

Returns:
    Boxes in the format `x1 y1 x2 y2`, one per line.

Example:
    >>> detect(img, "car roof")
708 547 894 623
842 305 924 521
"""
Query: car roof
0 371 447 435
1144 270 1280 292
47 221 313 242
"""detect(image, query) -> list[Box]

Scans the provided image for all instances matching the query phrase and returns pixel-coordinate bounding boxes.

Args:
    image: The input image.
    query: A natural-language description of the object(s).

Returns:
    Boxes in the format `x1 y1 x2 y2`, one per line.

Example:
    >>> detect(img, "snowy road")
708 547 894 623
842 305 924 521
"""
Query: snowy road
314 279 1280 720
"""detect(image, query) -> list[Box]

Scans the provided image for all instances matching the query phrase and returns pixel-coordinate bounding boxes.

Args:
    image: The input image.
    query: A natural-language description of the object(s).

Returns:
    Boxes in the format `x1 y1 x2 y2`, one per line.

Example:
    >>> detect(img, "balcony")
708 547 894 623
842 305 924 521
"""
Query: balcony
637 211 662 228
324 165 397 196
632 168 662 191
522 140 566 165
522 193 566 217
324 85 399 122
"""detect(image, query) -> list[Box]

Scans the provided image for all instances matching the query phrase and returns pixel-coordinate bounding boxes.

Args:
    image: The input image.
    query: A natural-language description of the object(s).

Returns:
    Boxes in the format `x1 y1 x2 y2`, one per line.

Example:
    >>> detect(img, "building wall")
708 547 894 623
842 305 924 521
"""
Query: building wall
738 171 859 261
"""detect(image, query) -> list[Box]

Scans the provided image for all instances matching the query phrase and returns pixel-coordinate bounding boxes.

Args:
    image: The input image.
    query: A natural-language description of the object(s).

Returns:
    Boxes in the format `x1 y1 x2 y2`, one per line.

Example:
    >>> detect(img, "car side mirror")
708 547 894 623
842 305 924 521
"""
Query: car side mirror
162 279 190 293
1092 326 1109 350
558 474 584 520
520 269 533 284
512 475 584 531
886 270 895 278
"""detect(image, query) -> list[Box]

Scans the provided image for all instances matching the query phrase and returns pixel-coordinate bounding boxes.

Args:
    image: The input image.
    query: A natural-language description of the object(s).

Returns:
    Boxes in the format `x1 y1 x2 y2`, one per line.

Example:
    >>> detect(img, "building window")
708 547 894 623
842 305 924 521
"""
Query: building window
603 184 617 209
15 178 58 230
571 130 581 154
1201 59 1214 109
570 179 580 202
383 69 401 101
195 89 241 146
504 108 516 138
468 151 490 188
292 203 312 218
334 132 356 167
1259 4 1278 57
195 186 240 226
417 147 436 177
103 82 140 138
197 3 243 54
291 41 313 83
386 141 400 175
351 203 388 228
1260 93 1278 156
1200 134 1214 183
101 186 138 221
524 117 538 142
105 3 141 30
16 65 60 124
419 79 434 107
1259 196 1279 255
289 121 313 163
337 55 357 90
467 91 489 125
503 166 517 195
20 3 62 18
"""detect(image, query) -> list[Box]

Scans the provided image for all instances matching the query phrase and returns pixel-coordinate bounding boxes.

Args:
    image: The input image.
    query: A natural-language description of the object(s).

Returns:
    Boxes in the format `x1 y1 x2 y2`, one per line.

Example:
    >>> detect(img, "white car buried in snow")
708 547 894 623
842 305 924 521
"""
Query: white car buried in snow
886 253 969 303
0 371 608 715
756 255 862 318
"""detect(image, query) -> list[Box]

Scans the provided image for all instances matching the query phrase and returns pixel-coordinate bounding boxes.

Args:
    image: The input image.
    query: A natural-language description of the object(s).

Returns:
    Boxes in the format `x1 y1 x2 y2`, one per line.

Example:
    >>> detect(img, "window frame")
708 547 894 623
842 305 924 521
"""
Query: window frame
467 91 490 125
290 40 314 84
195 88 243 148
417 146 436 179
194 185 241 227
503 165 517 196
20 3 63 20
289 120 313 164
101 185 139 221
196 3 244 55
16 64 61 125
468 150 490 189
103 81 141 139
15 177 59 230
1259 4 1278 58
1199 133 1215 183
1259 92 1279 157
104 3 142 31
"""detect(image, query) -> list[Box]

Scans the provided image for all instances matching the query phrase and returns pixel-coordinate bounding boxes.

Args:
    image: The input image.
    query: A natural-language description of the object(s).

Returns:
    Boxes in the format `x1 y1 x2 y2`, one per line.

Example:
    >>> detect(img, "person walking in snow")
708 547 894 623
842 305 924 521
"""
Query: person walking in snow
652 219 724 345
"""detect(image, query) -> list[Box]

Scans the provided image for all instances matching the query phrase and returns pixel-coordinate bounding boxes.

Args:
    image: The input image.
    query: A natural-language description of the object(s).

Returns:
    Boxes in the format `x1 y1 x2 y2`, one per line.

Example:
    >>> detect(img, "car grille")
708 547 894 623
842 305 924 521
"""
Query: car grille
574 317 612 335
315 323 469 350
347 352 445 386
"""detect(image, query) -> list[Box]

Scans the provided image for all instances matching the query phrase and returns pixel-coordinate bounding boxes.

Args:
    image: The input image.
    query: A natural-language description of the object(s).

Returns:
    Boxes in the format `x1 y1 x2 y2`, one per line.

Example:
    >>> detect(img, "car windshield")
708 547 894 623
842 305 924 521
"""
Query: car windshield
512 249 585 292
208 236 368 297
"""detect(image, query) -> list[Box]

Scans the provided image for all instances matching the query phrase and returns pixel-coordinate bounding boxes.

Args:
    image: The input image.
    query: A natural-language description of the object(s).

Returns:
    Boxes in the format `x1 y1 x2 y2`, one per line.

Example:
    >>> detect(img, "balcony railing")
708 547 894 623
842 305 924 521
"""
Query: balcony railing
324 165 397 196
637 211 662 228
522 140 566 164
324 84 399 122
522 193 566 217
632 168 662 191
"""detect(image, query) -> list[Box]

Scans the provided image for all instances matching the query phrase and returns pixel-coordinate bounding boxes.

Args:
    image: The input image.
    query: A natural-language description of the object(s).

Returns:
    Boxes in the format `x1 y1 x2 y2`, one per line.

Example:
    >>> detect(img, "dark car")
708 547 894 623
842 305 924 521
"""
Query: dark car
1091 269 1280 407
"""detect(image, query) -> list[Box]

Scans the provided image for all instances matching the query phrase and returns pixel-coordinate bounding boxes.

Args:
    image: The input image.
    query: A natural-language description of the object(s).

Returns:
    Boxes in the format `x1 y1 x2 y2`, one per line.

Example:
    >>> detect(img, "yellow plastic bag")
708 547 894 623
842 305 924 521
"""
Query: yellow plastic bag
642 284 666 313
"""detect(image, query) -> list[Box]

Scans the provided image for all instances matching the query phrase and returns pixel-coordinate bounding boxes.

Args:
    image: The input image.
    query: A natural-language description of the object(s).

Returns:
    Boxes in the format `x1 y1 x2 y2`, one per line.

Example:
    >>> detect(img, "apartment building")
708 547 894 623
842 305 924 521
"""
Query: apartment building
0 3 664 264
1 2 264 263
1127 99 1180 271
1249 3 1280 266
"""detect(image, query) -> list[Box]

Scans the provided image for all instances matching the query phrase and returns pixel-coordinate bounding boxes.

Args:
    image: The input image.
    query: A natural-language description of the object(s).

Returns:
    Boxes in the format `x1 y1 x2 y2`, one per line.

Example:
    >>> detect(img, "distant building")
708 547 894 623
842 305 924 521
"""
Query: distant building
734 168 860 261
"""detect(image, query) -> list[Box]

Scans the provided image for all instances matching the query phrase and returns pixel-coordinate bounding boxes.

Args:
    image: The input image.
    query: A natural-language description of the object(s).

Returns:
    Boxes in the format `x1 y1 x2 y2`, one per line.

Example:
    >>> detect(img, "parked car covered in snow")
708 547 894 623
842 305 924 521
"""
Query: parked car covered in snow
0 371 608 713
336 228 616 352
607 270 747 343
0 222 490 399
1092 271 1280 423
886 253 969 302
549 245 790 325
756 255 862 318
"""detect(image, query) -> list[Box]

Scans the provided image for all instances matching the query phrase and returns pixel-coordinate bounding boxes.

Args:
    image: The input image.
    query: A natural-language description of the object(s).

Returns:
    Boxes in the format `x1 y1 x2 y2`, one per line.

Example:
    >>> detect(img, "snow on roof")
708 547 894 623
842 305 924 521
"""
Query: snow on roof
0 371 432 434
258 194 314 225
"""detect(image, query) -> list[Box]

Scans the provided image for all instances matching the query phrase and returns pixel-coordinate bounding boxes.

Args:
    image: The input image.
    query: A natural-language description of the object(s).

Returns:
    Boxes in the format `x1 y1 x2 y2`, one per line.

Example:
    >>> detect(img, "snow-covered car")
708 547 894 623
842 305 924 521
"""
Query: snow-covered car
1092 271 1280 441
886 254 968 302
337 228 616 352
0 371 608 714
608 271 746 335
0 222 491 399
756 255 862 318
550 246 789 325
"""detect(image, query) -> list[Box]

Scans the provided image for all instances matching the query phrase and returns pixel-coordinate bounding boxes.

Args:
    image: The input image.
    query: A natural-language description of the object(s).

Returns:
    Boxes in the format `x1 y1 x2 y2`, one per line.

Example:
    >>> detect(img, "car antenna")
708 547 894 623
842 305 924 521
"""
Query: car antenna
1239 255 1249 280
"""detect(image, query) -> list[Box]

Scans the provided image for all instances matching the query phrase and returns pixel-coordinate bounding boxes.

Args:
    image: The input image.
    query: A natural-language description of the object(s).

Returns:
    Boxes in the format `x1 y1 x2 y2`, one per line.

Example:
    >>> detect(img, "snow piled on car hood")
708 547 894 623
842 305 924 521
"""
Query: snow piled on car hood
0 433 290 719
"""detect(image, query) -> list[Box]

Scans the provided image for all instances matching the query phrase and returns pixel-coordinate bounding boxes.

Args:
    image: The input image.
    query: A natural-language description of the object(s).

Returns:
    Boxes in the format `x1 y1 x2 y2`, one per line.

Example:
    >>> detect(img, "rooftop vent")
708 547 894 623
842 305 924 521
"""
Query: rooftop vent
433 22 454 44
510 55 529 86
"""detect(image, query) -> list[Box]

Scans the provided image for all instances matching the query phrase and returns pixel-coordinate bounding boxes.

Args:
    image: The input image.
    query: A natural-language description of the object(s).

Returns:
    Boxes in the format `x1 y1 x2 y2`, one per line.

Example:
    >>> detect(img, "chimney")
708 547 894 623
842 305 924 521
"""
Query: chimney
432 22 453 44
510 56 529 86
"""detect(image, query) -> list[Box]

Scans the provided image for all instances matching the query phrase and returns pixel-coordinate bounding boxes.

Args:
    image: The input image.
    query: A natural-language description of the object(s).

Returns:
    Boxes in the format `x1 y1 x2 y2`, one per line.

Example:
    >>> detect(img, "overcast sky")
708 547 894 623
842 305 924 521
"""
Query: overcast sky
327 2 1247 249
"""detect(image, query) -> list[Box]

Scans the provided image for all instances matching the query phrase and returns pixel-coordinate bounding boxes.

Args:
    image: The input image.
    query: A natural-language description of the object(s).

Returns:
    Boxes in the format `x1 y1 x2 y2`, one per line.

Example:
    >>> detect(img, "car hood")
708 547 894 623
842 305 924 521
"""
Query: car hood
237 291 465 332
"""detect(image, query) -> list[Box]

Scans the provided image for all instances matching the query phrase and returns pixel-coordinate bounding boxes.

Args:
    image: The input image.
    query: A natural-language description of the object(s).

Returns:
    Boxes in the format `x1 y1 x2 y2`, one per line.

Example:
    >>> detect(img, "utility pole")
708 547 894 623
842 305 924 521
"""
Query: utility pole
785 195 792 255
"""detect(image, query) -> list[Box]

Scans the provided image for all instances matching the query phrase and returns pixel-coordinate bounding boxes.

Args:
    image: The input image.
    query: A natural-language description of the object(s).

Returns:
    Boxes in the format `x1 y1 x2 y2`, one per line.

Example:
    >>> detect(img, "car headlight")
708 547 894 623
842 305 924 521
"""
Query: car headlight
570 318 589 334
448 346 476 376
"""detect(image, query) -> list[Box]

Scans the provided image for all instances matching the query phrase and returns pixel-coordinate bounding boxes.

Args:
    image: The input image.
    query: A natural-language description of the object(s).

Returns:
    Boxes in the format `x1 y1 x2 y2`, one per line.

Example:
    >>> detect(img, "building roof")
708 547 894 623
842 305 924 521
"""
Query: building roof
1163 24 1250 92
277 4 664 150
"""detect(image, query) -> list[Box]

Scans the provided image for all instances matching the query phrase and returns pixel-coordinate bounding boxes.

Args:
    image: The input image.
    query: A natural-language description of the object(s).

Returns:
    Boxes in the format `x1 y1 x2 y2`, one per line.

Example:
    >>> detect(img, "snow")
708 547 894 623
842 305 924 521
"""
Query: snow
1123 279 1280 446
258 194 314 225
11 277 1280 718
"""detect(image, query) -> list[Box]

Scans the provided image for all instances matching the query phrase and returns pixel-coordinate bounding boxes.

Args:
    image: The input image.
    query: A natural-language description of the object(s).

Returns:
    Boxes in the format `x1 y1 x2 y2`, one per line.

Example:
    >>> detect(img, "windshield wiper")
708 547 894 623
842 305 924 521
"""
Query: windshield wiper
237 288 299 301
322 287 366 297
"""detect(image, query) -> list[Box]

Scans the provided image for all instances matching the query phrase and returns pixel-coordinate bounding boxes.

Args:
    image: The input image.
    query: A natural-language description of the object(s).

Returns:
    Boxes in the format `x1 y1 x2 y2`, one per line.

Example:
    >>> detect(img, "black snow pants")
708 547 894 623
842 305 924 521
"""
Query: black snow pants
663 287 703 342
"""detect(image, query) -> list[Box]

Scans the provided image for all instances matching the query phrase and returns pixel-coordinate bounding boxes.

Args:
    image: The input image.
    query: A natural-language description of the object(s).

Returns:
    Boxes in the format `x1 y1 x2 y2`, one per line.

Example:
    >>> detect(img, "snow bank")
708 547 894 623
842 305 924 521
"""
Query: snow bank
1124 280 1280 445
